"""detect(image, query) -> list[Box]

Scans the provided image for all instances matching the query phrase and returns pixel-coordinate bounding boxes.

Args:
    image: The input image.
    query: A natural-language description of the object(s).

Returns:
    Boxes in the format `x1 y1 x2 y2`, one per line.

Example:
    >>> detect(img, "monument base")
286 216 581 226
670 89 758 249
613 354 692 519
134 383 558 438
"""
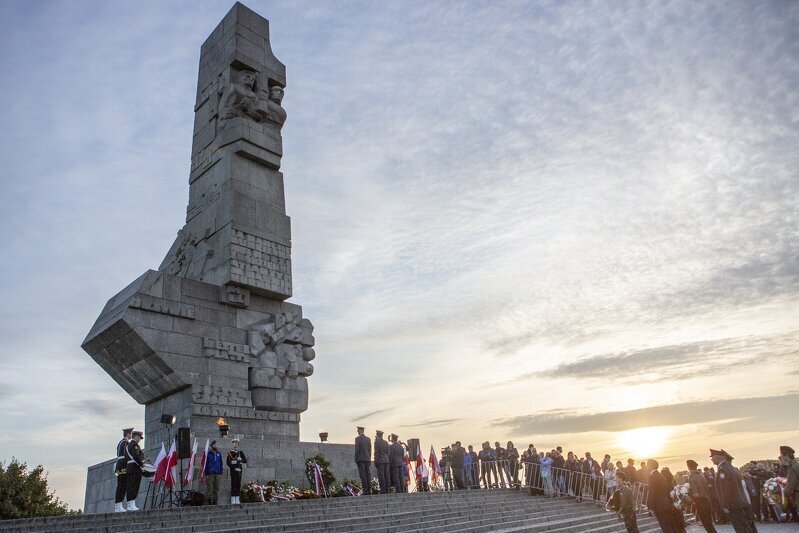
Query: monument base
84 441 356 513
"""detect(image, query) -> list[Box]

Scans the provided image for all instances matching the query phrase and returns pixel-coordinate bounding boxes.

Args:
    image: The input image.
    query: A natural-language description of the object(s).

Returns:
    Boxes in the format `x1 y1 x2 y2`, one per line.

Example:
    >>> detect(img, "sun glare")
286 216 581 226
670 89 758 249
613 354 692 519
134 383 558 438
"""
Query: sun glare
615 427 670 458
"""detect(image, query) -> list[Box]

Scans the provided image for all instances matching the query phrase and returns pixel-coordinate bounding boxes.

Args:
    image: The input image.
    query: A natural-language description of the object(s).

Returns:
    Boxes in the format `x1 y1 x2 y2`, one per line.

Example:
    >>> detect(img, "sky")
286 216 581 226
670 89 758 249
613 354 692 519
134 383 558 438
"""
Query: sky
0 0 797 510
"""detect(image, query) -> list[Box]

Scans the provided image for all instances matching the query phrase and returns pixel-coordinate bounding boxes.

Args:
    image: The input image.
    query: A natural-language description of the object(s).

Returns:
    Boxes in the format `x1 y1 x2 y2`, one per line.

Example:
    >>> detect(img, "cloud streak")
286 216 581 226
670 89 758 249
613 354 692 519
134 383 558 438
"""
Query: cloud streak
493 393 799 435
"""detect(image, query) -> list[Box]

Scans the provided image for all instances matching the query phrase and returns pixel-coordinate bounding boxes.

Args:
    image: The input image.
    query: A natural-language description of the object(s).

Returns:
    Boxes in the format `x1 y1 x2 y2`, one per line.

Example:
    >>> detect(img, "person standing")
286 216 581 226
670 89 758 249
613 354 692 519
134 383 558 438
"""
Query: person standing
583 451 602 501
204 440 223 505
227 437 247 504
354 426 372 495
779 445 798 523
468 445 480 489
615 471 639 533
688 460 717 533
388 434 405 493
124 430 145 511
373 430 390 494
647 458 677 533
451 441 466 490
506 442 520 488
463 445 475 489
479 442 497 489
711 448 756 533
494 442 508 488
114 427 133 512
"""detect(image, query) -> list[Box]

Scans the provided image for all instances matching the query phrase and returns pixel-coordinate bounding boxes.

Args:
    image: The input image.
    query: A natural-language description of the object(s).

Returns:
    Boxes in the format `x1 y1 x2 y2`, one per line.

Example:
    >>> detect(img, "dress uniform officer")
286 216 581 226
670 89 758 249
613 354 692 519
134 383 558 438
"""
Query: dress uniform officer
354 426 372 495
125 430 146 511
687 459 717 533
374 430 390 494
226 437 247 504
114 427 133 512
710 449 757 533
388 434 406 493
780 445 799 523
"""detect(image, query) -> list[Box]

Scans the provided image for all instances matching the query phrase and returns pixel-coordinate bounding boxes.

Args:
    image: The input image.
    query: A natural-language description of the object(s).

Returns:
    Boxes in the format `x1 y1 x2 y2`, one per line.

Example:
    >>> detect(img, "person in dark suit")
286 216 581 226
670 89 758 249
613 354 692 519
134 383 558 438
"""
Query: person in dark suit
646 458 677 533
388 434 405 493
354 426 372 495
451 442 466 490
582 452 602 501
373 430 390 494
711 449 757 533
125 430 146 511
687 459 717 533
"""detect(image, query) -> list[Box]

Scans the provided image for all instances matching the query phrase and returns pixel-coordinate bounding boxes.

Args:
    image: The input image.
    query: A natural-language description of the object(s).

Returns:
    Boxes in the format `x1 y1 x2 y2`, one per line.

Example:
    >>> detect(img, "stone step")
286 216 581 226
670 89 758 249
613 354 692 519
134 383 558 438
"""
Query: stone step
2 490 658 533
2 491 540 531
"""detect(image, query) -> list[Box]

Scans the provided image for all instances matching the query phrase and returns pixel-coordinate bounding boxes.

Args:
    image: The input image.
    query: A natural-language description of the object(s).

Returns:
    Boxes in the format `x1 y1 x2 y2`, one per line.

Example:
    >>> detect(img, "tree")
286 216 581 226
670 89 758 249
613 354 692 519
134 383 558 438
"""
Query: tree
0 458 77 520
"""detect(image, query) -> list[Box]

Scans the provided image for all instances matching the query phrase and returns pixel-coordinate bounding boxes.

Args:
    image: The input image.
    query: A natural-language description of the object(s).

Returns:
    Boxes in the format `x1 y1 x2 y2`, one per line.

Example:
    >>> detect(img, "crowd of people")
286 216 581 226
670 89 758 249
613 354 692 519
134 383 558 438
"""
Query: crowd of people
353 428 799 533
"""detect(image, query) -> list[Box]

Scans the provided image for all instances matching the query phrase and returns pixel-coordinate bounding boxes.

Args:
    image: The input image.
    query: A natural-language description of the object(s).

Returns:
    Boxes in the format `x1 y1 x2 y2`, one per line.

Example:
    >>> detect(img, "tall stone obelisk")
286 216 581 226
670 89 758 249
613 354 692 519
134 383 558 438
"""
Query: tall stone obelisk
82 5 346 510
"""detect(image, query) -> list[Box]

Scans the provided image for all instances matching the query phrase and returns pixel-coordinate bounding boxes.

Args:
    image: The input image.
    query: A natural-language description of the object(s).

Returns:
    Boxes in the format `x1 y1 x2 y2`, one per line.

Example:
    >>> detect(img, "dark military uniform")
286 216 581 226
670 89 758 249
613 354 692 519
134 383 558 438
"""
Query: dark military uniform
618 482 639 533
715 460 756 533
374 433 390 494
689 468 717 533
226 448 247 498
388 437 405 493
114 436 129 505
355 432 372 495
125 437 145 507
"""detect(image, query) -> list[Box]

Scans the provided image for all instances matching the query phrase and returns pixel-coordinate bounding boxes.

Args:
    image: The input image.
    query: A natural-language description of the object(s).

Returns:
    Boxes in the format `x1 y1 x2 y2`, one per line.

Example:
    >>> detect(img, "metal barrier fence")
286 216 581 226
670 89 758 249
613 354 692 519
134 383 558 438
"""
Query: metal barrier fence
438 461 653 513
430 460 696 524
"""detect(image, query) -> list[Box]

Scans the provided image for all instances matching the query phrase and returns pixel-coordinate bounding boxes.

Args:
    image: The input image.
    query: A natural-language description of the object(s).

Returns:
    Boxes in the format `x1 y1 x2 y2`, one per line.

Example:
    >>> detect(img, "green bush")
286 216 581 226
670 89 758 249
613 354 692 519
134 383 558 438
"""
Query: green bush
0 458 79 520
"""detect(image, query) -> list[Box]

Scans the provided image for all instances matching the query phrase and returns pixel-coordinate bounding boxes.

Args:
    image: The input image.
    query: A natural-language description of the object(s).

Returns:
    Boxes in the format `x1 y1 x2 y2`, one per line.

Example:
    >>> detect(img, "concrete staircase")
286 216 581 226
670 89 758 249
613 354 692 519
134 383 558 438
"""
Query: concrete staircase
2 490 664 532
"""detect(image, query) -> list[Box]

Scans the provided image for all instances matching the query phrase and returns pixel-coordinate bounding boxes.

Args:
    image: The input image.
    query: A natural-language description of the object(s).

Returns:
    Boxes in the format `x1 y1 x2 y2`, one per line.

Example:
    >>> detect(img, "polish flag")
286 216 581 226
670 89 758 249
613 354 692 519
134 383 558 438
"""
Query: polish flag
429 446 441 484
415 448 429 481
163 439 178 488
183 438 199 486
151 443 167 484
198 439 210 483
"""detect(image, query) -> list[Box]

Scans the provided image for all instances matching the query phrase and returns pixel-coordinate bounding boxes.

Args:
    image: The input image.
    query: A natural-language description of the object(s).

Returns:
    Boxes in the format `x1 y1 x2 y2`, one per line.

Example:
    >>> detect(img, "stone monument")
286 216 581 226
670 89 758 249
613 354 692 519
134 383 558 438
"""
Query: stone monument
82 3 355 512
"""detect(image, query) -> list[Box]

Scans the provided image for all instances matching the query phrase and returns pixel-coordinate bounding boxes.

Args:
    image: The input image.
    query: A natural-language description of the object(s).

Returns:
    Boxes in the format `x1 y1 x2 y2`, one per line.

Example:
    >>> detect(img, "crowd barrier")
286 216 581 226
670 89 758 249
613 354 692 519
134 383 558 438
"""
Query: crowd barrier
433 460 696 520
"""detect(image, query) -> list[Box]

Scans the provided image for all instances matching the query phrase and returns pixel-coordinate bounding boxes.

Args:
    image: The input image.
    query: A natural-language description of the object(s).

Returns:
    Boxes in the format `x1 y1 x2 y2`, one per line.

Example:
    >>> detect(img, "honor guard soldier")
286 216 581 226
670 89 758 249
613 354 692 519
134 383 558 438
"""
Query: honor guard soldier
780 445 799 523
710 449 755 533
613 471 639 533
355 426 372 494
125 430 145 511
388 434 405 493
374 430 390 494
687 459 717 533
227 438 247 504
114 427 133 512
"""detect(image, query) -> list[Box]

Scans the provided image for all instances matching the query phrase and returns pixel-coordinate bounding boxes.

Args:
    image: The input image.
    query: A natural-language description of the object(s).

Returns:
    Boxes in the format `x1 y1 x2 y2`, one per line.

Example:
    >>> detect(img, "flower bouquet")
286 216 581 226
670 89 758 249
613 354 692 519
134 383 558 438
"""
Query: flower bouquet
763 477 788 522
669 483 690 509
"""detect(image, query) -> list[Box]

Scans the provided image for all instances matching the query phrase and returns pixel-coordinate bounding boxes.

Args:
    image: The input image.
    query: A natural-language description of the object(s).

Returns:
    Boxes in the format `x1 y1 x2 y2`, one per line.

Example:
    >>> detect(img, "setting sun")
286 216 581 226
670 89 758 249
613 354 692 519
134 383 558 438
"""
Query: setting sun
615 427 671 458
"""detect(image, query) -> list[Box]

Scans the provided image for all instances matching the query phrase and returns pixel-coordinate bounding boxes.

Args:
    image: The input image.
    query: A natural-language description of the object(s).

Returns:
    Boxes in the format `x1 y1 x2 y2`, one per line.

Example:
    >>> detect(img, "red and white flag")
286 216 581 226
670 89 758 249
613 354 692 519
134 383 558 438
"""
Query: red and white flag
183 438 198 486
415 448 429 481
429 446 441 484
163 439 178 488
151 443 167 484
198 438 210 483
403 448 412 484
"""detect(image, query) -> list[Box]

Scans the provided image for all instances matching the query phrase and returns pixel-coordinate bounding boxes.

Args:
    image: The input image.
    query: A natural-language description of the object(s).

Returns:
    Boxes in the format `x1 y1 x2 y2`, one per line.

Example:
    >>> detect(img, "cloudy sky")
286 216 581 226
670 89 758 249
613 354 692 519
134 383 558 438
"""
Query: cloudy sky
1 0 797 509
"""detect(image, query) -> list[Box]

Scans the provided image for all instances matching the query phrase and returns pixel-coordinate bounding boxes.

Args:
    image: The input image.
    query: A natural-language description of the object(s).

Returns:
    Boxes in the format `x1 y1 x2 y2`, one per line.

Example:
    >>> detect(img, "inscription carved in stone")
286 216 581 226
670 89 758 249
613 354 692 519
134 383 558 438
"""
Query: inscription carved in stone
230 229 292 295
202 336 252 363
130 295 196 319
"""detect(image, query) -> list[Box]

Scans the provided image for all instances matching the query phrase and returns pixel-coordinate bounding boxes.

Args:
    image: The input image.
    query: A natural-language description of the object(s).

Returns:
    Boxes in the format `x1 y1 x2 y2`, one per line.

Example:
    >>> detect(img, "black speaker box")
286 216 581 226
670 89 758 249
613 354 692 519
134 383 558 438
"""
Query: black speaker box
177 427 192 459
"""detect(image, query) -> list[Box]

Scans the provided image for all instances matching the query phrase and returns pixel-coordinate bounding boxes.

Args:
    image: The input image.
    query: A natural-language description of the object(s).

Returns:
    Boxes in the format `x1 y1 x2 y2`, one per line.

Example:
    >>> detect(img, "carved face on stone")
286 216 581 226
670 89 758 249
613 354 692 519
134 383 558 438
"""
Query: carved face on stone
269 86 284 103
238 70 256 89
